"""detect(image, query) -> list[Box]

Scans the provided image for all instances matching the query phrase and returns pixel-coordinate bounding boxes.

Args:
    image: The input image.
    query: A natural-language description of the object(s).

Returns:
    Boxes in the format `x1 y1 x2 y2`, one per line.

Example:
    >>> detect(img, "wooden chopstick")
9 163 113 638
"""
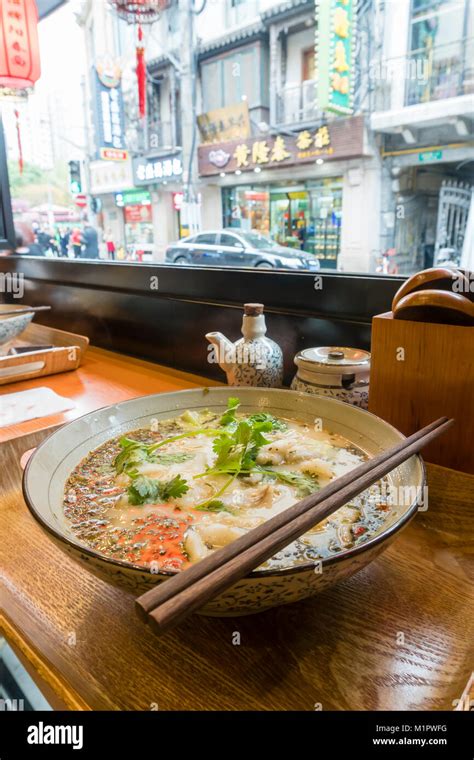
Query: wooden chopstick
0 305 51 317
138 418 452 632
143 417 453 634
136 415 450 628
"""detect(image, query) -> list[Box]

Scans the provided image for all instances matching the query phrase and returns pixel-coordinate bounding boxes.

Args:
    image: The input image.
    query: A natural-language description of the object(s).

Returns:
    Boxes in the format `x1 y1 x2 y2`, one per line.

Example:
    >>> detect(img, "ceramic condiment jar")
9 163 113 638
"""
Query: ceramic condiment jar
206 303 283 387
291 346 370 408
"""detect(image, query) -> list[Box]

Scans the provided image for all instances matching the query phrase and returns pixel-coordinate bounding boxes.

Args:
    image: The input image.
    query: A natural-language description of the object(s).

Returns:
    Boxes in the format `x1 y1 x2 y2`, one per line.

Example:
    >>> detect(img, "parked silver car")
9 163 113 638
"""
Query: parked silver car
165 229 320 270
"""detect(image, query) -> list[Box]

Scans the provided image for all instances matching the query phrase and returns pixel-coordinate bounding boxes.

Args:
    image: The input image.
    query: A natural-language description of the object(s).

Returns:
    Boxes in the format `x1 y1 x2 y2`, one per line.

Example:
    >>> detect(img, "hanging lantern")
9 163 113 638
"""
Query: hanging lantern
0 0 41 90
136 25 146 119
109 2 164 121
109 1 164 25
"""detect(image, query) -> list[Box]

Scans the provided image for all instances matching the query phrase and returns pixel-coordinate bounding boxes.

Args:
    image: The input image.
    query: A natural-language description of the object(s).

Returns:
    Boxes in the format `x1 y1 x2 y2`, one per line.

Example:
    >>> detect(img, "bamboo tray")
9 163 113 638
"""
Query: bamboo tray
1 425 472 710
0 323 89 386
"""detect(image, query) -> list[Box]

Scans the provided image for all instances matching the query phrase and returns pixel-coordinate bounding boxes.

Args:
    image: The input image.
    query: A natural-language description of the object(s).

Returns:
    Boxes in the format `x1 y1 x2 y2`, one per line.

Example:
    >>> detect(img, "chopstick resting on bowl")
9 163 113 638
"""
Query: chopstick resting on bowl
0 305 51 317
136 416 453 634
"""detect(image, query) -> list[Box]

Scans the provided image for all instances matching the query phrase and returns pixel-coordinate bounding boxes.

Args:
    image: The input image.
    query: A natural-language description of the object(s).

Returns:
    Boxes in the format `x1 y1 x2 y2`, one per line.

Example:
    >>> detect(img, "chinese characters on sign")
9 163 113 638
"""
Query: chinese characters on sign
197 102 251 144
229 128 333 170
198 116 364 176
100 148 128 161
133 153 183 186
92 63 126 159
0 0 41 89
316 0 356 115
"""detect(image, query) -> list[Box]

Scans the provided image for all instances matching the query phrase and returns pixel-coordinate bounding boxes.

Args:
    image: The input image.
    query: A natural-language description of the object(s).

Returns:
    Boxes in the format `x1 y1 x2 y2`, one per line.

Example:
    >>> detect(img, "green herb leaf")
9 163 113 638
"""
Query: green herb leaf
194 499 229 513
114 439 151 474
155 452 193 465
247 412 288 432
127 475 160 505
258 468 320 497
219 396 240 427
127 474 189 506
160 474 190 501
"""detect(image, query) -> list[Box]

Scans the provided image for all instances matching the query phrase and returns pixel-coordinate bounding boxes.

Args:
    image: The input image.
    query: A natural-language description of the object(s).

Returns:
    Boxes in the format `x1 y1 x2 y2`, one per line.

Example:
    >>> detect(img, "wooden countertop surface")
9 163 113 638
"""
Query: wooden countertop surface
0 347 472 711
0 346 218 442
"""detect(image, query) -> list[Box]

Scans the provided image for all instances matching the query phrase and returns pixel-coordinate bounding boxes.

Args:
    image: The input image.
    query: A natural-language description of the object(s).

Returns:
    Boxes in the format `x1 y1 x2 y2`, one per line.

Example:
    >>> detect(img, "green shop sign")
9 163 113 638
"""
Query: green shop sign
418 150 443 163
115 190 151 207
316 0 357 115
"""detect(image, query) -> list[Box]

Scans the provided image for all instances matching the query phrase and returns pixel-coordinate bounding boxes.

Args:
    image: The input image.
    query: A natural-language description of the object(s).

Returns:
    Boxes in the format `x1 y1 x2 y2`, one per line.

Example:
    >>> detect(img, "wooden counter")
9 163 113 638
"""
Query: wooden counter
0 346 218 443
0 348 472 710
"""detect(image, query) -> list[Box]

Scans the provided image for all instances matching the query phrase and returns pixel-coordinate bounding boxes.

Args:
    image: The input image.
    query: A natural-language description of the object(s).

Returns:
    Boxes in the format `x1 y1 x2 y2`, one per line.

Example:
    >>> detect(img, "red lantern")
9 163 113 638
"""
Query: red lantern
0 0 41 90
110 2 166 121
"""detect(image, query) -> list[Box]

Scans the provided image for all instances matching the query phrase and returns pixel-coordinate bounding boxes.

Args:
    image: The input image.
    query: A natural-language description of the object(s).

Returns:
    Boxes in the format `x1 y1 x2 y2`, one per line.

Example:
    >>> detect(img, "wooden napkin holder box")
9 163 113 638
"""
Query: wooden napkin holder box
0 323 89 386
368 311 474 474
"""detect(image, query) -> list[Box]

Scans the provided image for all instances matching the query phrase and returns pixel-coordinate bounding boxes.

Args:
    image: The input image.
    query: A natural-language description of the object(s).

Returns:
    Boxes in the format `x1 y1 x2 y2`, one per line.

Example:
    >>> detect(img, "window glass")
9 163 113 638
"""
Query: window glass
220 233 241 247
201 45 262 111
2 0 470 277
194 233 217 244
201 60 222 112
408 0 472 103
222 181 343 268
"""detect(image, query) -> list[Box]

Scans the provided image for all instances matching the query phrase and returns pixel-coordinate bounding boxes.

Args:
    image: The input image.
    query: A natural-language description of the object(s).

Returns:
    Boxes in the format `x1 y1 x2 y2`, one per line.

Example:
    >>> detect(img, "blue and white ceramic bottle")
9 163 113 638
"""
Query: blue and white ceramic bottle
206 303 284 387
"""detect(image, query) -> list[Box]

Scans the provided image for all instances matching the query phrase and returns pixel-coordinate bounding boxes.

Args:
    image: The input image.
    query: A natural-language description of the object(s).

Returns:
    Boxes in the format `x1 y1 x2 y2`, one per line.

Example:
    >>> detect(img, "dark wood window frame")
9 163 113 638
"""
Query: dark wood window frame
0 114 15 251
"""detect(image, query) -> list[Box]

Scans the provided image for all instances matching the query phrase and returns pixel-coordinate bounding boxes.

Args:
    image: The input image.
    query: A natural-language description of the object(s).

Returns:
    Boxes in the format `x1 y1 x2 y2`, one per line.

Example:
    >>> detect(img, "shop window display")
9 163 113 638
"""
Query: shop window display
222 178 342 268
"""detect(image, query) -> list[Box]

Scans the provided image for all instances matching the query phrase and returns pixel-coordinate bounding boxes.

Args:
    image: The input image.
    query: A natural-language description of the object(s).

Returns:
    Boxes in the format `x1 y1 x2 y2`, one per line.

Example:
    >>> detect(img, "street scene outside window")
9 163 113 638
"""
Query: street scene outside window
0 0 473 274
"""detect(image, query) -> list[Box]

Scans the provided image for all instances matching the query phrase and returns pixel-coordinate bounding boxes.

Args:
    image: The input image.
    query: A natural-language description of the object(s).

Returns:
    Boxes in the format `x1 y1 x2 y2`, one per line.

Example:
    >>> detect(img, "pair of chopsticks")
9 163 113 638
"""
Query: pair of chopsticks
136 416 453 635
0 305 51 317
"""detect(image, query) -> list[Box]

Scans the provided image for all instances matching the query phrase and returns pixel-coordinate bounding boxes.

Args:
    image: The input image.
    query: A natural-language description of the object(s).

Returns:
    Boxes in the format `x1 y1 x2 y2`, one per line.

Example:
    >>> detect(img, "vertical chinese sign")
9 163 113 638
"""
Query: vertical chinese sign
91 61 127 161
316 0 357 115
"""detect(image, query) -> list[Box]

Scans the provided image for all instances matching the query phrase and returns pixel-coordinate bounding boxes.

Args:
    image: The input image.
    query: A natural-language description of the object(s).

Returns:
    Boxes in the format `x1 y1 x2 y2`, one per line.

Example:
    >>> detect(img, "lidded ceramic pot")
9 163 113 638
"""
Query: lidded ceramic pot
291 346 370 408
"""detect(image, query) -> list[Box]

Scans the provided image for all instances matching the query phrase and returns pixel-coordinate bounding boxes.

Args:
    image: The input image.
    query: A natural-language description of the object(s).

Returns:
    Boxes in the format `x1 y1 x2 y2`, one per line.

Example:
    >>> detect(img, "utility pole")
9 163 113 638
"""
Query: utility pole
179 0 201 234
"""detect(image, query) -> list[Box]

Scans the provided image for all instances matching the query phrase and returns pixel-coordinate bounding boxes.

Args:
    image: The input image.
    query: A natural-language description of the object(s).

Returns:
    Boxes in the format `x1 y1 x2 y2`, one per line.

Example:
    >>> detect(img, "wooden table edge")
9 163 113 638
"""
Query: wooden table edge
0 609 91 711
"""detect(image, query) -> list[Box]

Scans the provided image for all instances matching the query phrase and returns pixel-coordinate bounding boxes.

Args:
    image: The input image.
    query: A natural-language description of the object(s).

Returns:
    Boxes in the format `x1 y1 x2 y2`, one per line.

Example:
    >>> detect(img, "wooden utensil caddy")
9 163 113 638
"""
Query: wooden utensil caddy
0 323 89 386
369 312 474 474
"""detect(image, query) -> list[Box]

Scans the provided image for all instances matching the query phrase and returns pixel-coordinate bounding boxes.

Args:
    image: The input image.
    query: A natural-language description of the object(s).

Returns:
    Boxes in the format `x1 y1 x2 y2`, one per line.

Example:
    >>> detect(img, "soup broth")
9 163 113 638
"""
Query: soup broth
64 398 392 572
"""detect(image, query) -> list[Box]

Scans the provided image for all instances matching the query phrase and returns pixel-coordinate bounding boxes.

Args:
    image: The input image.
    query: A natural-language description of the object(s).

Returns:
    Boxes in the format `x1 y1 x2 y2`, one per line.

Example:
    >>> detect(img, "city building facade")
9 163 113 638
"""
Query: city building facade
371 0 473 273
77 0 473 270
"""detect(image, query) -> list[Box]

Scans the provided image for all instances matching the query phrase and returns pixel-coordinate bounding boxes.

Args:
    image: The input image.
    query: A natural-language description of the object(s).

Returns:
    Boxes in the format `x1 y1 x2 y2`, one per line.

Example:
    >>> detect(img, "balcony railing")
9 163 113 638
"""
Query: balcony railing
372 38 474 112
275 80 320 127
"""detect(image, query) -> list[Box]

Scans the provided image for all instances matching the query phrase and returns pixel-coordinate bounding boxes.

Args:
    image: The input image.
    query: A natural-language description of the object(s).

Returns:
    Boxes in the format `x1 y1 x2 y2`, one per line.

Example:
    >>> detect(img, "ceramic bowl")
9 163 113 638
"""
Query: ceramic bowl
0 305 34 346
23 387 425 616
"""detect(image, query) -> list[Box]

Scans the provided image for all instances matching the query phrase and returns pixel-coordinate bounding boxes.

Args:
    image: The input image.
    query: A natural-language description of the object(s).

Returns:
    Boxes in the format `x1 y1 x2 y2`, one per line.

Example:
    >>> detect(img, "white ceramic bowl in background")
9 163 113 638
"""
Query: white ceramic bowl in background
23 387 425 616
0 305 35 346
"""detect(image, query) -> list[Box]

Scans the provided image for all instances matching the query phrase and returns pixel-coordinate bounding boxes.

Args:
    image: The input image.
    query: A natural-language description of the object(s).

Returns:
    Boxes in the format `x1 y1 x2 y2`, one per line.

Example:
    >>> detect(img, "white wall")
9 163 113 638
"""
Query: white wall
381 0 411 111
339 157 383 272
285 27 315 86
151 189 178 259
200 184 222 229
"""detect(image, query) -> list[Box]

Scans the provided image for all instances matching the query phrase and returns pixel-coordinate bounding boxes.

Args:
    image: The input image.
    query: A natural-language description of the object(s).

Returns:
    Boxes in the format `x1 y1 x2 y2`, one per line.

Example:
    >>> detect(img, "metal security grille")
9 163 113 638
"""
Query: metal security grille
434 180 473 266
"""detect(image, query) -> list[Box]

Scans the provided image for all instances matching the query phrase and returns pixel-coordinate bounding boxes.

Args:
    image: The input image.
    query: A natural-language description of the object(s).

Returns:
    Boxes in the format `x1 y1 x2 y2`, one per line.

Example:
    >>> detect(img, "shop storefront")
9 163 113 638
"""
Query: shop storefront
115 189 154 259
198 115 374 271
131 151 184 259
223 178 342 268
381 146 474 275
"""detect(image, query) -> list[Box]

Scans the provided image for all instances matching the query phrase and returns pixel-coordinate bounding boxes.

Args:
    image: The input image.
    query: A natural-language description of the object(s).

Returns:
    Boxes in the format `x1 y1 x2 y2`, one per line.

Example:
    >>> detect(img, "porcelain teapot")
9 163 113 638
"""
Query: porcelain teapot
206 303 283 388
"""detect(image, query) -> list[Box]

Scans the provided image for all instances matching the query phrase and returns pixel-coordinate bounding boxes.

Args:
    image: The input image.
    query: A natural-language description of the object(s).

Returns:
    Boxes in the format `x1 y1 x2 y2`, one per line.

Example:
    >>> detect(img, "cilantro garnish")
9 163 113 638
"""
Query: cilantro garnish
115 397 298 511
219 396 240 428
257 468 320 497
247 412 288 431
194 499 229 513
127 474 189 506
